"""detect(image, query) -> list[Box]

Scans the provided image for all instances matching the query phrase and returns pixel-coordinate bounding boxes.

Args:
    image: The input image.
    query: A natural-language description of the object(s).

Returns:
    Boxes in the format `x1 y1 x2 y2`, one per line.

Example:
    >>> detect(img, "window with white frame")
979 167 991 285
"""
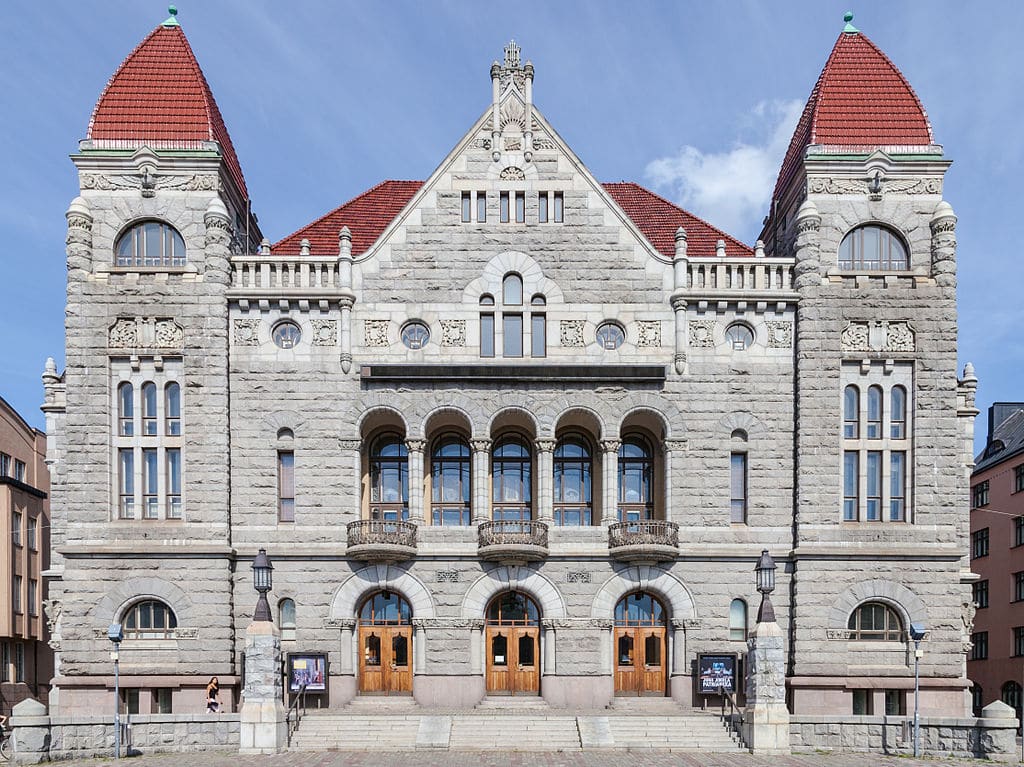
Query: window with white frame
112 358 184 520
841 362 912 522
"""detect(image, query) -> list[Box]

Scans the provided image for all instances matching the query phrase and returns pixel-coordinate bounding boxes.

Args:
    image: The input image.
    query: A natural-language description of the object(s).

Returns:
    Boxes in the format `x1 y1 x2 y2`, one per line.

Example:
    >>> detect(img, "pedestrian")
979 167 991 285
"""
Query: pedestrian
205 676 220 713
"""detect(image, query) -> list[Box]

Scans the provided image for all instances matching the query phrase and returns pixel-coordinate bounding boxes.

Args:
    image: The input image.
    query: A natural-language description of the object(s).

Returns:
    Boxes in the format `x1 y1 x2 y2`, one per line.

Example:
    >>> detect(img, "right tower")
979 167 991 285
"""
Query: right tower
764 13 974 715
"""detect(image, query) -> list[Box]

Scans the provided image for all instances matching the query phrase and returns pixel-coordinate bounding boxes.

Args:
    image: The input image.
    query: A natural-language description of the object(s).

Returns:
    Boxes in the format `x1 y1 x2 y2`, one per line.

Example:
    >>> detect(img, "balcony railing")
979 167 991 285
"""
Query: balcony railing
608 521 679 563
685 258 794 295
477 520 549 562
346 520 417 562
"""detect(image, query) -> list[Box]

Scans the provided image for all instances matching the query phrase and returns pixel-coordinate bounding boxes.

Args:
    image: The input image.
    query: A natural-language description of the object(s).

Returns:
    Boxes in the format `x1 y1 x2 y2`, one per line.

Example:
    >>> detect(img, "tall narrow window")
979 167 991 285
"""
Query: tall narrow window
27 517 36 550
515 191 525 223
618 436 654 522
119 448 135 518
499 192 510 223
0 643 8 682
279 598 296 641
166 448 182 518
866 386 882 439
118 383 134 436
142 382 158 436
553 192 564 222
492 435 532 521
730 453 748 523
843 385 859 439
165 382 181 436
480 294 495 358
12 576 21 614
538 192 548 223
143 448 159 518
278 450 295 522
866 451 882 521
431 435 471 525
28 580 37 616
502 273 523 306
369 435 409 522
531 313 546 358
13 644 23 683
11 512 21 546
477 192 487 222
503 314 523 357
890 386 906 439
461 192 471 222
843 451 858 521
554 436 592 526
890 452 905 521
729 599 747 641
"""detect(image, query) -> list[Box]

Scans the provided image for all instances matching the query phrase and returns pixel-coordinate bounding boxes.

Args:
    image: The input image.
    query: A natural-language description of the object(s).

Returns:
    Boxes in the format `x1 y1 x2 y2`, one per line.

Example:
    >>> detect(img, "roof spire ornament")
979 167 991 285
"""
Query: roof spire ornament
504 40 521 69
843 11 858 34
163 5 180 27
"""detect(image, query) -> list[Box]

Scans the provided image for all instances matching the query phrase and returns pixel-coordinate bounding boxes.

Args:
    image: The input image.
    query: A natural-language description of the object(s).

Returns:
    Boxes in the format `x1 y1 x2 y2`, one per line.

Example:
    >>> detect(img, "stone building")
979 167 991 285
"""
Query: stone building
0 395 51 715
43 8 978 722
968 402 1024 720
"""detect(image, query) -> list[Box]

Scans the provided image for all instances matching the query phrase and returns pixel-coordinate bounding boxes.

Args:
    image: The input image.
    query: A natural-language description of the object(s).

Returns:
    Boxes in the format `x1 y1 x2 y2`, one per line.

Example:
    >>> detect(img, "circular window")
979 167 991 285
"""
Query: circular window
272 321 301 349
401 322 430 350
725 324 754 351
596 322 625 350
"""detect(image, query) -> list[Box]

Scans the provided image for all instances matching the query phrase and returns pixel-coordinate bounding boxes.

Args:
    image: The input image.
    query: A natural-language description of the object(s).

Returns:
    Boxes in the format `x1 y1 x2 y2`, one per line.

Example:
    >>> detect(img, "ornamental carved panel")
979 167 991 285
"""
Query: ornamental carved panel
310 319 337 346
765 321 793 348
636 320 662 347
108 319 138 349
560 320 586 347
689 320 715 348
108 317 184 351
364 319 390 347
565 571 591 584
841 321 914 353
500 165 525 180
154 319 184 349
440 320 467 347
436 570 461 583
233 319 260 346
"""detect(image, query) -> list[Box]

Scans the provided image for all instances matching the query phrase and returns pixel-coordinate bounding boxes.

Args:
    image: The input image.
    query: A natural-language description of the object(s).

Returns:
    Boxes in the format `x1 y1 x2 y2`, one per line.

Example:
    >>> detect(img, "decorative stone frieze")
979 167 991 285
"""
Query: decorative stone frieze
436 570 461 583
565 571 591 584
80 171 222 195
560 320 585 347
533 137 554 149
233 319 260 346
808 175 941 196
440 319 467 346
689 320 715 348
636 320 661 347
499 166 525 180
363 319 390 347
174 627 198 639
840 321 915 353
324 617 356 630
825 629 852 640
765 321 793 348
108 317 184 351
338 439 362 451
663 439 687 453
310 319 337 346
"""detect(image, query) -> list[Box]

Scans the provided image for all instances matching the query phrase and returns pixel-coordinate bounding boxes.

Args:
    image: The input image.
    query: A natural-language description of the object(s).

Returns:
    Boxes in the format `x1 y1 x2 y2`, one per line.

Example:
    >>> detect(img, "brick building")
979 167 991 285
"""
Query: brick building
42 8 979 727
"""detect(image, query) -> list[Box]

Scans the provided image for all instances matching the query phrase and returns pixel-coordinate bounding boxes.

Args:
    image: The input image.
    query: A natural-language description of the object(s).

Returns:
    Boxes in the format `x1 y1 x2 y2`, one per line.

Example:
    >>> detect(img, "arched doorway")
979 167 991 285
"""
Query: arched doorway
358 591 412 695
614 592 667 696
485 592 540 695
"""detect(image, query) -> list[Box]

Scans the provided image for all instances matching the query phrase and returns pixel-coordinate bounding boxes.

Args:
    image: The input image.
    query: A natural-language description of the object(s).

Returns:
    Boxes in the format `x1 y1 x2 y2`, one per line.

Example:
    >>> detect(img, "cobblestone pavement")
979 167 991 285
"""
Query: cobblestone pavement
54 751 1006 767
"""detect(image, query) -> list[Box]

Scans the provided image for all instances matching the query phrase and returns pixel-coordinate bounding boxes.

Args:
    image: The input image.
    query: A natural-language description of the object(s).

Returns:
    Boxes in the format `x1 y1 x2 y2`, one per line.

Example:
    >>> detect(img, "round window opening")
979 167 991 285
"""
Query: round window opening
272 321 302 349
725 324 754 351
401 322 430 350
596 322 625 350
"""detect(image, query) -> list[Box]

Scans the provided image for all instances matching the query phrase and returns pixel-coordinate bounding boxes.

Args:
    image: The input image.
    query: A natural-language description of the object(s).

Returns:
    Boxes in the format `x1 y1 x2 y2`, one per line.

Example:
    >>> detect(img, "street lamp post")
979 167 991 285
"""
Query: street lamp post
754 549 777 623
107 623 124 759
252 548 274 622
909 622 927 758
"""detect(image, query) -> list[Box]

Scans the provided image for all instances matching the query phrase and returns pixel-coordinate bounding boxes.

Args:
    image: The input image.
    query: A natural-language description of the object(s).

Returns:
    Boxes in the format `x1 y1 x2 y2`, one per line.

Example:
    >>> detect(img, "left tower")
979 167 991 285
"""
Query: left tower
47 7 260 715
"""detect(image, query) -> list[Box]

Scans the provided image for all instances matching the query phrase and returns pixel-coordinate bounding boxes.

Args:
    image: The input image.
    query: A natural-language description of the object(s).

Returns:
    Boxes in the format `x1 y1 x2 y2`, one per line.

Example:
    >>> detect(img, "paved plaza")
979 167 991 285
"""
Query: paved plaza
51 751 1011 767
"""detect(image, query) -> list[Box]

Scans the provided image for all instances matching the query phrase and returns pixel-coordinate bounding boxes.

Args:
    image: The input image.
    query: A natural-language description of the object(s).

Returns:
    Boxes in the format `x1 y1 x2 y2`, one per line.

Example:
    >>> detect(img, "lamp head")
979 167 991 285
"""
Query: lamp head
252 548 273 594
107 623 124 644
909 622 927 642
755 549 776 595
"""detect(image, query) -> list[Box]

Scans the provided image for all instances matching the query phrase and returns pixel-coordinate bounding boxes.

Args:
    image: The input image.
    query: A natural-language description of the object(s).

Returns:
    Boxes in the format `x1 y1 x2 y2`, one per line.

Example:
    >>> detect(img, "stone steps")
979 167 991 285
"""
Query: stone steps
448 715 581 751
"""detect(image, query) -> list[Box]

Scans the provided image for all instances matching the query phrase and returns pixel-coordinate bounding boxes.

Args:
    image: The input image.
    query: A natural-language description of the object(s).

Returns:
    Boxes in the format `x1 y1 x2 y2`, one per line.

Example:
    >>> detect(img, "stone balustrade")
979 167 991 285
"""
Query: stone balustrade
686 258 794 294
229 256 346 296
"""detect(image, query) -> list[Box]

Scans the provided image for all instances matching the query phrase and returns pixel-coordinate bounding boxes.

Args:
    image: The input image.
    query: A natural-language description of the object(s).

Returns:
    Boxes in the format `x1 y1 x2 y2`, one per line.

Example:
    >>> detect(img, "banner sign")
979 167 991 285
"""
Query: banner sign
697 653 737 695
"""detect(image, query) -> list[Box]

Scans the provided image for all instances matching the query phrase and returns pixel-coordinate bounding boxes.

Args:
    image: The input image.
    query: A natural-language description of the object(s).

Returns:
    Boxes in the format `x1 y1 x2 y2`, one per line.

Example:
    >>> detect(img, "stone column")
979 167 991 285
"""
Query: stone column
535 439 555 522
792 199 821 290
930 200 957 288
470 439 491 523
339 440 362 520
541 619 557 675
671 226 689 374
338 226 355 373
600 440 620 527
240 620 287 755
406 439 426 523
65 196 93 283
337 618 356 675
663 440 686 523
743 617 789 754
469 619 485 675
203 197 232 286
412 618 427 675
670 618 687 677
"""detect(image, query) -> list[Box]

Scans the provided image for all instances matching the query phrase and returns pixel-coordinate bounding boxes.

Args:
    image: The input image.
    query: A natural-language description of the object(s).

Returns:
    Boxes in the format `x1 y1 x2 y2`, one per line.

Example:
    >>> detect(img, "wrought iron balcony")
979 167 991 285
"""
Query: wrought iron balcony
346 520 417 563
608 521 680 563
477 520 549 563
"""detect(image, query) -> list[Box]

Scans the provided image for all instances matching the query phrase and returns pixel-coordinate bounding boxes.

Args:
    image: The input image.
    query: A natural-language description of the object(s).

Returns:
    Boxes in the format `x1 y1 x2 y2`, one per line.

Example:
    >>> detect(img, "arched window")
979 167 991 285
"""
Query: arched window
164 382 181 436
838 225 909 271
115 220 187 267
369 434 408 522
867 385 883 439
618 436 654 522
554 435 592 526
124 599 178 639
142 381 158 436
843 385 859 439
1002 681 1022 722
891 386 907 439
614 592 666 626
486 592 539 626
279 598 296 641
118 382 134 437
502 273 523 305
847 602 903 641
360 591 412 625
729 598 748 641
492 435 532 521
431 434 471 526
725 323 754 351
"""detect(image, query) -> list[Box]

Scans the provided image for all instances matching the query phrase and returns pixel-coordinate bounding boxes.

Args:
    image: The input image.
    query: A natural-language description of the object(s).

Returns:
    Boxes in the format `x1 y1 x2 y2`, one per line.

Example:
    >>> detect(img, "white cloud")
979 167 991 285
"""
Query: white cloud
644 99 804 241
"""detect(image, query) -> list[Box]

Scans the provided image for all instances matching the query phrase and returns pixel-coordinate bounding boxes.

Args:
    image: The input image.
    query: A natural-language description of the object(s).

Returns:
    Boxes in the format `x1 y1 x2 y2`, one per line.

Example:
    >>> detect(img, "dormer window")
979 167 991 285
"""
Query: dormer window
838 225 909 271
115 220 186 267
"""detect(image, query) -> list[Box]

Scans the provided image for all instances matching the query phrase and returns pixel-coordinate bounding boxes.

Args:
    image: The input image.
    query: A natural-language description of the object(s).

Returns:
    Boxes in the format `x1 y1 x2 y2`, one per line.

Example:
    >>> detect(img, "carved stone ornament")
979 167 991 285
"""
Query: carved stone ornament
174 627 199 639
663 439 688 453
765 320 793 348
324 617 356 630
338 439 363 451
440 319 467 347
689 320 716 348
533 137 555 150
436 570 461 583
108 318 138 349
503 138 523 152
826 628 853 640
808 175 941 197
841 321 915 353
364 319 390 347
311 319 337 346
636 320 662 347
80 171 221 196
560 320 586 347
499 165 525 181
43 599 62 636
108 317 184 350
500 98 526 130
472 137 492 150
233 319 260 346
154 319 184 349
565 571 591 584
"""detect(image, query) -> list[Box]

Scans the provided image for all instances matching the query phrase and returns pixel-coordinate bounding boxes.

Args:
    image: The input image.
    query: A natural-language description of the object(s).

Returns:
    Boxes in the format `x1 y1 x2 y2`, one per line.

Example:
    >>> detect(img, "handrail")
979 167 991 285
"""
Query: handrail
720 690 746 748
477 519 549 548
608 520 680 549
346 519 418 548
285 684 307 747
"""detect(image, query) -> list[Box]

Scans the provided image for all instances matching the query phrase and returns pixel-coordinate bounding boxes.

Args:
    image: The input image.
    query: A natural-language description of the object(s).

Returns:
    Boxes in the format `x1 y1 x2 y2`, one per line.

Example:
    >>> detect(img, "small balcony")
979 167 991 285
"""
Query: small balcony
477 520 549 563
346 520 417 563
608 521 679 564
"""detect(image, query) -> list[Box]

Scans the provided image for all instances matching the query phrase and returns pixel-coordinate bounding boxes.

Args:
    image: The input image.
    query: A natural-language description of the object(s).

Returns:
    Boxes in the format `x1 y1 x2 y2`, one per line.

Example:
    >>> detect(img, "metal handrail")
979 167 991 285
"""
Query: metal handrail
346 520 417 548
285 684 307 746
720 690 746 748
608 520 680 549
477 520 549 548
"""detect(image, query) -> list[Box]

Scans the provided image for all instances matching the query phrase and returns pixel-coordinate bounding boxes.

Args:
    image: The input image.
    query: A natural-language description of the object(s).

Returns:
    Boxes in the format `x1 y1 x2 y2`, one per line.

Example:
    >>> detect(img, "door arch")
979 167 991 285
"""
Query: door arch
358 591 413 695
614 592 667 696
485 592 540 695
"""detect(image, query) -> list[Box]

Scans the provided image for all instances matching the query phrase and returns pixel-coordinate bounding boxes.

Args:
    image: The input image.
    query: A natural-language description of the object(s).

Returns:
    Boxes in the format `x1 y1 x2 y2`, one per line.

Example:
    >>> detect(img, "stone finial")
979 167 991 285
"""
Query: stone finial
795 198 819 224
338 226 352 257
300 238 311 256
205 196 229 221
65 195 91 221
490 61 501 79
930 200 957 230
42 357 59 384
962 362 978 384
260 238 271 256
716 239 726 258
524 61 535 80
674 227 688 260
504 40 521 69
754 239 766 258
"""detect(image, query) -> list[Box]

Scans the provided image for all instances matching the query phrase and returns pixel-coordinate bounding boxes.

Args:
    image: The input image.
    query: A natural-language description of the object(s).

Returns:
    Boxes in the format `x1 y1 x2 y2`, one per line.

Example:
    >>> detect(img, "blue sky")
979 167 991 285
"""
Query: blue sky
2 1 1021 450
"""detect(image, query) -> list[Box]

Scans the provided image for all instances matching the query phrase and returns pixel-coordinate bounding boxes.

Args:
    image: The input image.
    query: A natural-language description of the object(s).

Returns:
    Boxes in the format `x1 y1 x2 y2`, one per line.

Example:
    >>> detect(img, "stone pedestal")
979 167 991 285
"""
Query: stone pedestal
239 620 286 755
9 698 50 764
743 619 790 754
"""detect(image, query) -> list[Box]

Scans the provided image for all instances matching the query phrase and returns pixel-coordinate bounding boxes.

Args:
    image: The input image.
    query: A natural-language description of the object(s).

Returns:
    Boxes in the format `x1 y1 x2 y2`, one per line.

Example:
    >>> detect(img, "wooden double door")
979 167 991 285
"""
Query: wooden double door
614 626 666 696
358 625 413 695
485 626 540 695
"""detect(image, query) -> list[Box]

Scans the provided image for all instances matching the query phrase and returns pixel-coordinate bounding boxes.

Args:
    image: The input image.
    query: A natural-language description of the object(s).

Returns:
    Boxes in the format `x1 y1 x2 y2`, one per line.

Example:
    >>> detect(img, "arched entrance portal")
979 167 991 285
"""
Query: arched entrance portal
485 592 540 695
614 592 667 696
358 591 412 695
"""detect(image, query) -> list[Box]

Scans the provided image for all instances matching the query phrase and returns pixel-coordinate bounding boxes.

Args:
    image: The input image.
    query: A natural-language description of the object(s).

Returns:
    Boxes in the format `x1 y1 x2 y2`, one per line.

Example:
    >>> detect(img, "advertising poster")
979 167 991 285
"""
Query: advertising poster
288 653 327 692
697 653 736 695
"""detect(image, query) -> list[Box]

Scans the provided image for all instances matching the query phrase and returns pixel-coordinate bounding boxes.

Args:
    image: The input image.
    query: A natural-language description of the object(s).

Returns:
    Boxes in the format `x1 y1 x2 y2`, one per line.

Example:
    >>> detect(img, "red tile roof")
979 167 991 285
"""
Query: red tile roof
273 181 751 258
87 23 249 198
773 30 934 201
